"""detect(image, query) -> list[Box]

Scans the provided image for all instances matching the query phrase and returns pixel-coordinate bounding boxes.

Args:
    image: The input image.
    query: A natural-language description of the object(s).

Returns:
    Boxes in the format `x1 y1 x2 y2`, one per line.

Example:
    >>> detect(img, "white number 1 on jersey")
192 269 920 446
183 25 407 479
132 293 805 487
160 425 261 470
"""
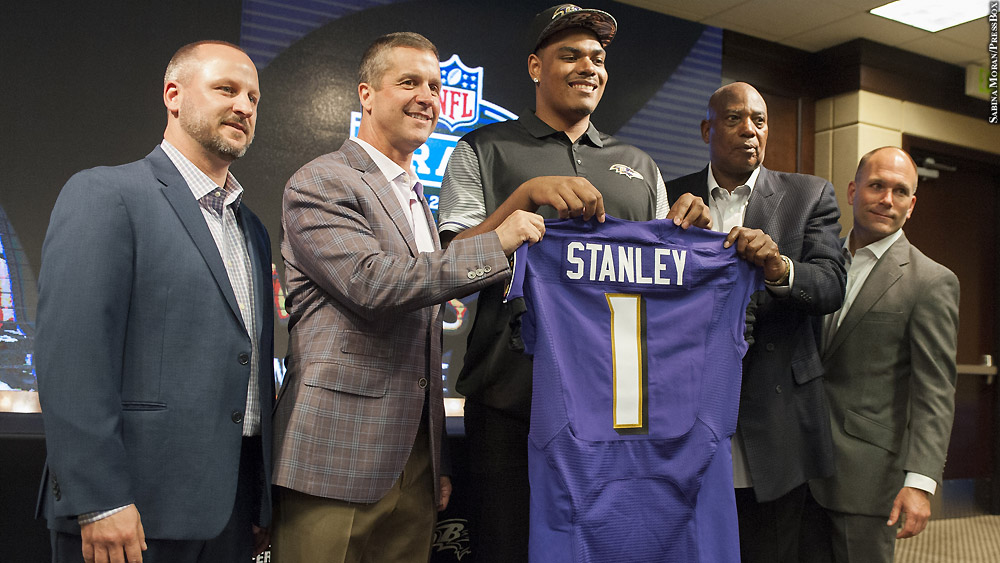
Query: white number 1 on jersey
606 293 649 435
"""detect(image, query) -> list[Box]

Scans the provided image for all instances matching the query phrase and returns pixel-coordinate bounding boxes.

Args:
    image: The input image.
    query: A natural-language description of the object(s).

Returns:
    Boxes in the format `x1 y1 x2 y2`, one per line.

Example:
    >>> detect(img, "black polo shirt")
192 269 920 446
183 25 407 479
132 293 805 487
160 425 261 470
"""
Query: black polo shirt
438 110 667 420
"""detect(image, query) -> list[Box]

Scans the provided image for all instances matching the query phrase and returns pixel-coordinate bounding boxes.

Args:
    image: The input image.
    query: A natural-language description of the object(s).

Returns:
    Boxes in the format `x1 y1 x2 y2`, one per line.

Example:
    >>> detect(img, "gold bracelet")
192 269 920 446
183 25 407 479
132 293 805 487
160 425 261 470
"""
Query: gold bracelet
764 254 791 286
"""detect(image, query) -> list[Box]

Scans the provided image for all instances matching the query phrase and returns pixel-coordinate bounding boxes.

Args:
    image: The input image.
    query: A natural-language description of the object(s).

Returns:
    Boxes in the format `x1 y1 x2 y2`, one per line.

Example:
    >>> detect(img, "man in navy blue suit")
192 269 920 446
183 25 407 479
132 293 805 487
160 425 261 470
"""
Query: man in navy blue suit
666 82 846 563
36 41 273 563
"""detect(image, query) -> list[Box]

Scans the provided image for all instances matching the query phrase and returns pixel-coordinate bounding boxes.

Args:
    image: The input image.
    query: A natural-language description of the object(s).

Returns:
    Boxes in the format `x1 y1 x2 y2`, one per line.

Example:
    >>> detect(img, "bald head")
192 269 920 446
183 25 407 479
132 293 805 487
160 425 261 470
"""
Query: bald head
164 40 248 86
701 82 768 191
855 146 918 191
848 146 918 250
706 82 766 121
162 40 260 175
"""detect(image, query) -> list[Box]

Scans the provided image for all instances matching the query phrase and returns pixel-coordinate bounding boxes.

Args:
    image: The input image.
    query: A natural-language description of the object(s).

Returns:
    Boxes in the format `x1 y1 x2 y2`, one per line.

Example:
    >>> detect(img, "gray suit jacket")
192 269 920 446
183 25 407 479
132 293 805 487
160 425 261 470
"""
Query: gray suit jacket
36 147 274 538
810 233 959 516
667 165 846 501
273 139 509 503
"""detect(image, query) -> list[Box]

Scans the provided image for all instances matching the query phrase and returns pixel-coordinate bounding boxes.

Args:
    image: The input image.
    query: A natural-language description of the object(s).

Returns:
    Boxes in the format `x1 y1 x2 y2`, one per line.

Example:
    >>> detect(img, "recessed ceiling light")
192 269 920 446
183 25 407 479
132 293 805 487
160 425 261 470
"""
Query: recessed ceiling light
870 0 989 32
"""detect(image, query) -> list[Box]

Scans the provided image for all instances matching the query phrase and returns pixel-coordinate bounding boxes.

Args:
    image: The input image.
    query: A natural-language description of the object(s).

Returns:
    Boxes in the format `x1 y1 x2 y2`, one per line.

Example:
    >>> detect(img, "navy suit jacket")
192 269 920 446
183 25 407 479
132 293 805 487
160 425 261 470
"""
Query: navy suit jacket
667 165 846 501
35 147 274 538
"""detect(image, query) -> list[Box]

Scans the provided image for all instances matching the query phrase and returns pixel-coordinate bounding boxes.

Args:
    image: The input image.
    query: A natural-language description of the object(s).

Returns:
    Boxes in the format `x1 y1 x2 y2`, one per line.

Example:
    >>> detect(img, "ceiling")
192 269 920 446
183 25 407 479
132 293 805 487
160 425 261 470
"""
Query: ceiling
619 0 990 67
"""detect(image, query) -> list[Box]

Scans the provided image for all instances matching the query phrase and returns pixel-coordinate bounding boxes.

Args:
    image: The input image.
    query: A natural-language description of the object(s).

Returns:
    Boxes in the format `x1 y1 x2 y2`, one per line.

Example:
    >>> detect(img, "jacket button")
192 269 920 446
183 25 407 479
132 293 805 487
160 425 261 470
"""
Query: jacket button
484 265 492 273
765 343 775 352
231 410 244 423
467 271 476 279
775 385 783 394
475 268 485 276
238 353 249 365
418 377 428 389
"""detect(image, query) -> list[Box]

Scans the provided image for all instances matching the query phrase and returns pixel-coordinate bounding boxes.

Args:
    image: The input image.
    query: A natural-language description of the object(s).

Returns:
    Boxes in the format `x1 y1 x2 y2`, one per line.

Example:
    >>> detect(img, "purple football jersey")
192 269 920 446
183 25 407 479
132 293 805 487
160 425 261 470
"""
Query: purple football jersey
508 216 762 562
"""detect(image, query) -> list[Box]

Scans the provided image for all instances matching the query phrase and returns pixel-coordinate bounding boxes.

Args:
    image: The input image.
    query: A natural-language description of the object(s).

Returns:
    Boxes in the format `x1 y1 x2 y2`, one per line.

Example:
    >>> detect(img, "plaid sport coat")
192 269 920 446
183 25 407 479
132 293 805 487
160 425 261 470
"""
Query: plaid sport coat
273 139 509 503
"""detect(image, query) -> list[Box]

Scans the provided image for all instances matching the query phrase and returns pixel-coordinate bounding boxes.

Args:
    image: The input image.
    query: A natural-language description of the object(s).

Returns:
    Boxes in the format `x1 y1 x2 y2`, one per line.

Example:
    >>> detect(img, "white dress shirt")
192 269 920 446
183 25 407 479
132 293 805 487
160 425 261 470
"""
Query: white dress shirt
353 137 436 253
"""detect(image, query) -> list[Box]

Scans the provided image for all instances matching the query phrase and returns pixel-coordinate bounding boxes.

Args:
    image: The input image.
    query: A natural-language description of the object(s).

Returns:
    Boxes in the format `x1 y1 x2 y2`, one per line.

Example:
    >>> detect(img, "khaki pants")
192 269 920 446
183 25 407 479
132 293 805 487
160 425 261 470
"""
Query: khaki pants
271 424 436 563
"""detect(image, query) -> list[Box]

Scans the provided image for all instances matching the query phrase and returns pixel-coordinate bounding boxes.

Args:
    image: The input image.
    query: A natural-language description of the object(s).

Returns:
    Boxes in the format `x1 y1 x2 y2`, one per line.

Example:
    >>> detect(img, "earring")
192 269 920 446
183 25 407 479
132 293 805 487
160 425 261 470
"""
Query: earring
532 77 539 83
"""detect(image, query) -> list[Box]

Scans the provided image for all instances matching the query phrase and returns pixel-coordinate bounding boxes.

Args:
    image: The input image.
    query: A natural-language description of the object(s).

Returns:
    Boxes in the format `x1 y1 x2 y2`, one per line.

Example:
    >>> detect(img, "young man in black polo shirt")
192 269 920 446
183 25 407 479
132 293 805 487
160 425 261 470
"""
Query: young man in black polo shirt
438 4 710 560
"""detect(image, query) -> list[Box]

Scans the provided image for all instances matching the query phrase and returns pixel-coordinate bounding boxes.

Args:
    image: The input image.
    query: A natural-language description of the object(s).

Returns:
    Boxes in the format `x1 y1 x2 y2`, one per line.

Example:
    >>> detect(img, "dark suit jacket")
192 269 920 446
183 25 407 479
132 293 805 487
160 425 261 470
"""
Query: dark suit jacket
810 233 958 516
35 147 274 538
667 165 846 501
273 139 509 504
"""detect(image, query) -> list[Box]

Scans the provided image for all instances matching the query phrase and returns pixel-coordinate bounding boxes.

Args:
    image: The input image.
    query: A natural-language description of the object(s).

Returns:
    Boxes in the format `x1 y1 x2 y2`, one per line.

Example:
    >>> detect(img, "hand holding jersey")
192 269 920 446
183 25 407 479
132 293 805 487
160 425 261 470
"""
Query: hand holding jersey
723 226 787 280
495 209 547 255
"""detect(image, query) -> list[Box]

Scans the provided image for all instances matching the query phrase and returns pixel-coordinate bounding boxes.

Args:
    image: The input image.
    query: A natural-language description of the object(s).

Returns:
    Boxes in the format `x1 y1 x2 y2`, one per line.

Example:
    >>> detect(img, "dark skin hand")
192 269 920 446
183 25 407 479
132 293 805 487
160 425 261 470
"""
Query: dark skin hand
441 178 711 247
723 226 787 282
666 192 711 230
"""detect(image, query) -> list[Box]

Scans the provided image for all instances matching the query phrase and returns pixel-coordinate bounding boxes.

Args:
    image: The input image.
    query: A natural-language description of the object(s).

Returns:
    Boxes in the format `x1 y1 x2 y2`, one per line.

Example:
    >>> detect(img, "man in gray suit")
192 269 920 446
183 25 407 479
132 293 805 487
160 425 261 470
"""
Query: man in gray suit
37 41 273 563
270 32 543 562
805 146 959 562
666 81 846 563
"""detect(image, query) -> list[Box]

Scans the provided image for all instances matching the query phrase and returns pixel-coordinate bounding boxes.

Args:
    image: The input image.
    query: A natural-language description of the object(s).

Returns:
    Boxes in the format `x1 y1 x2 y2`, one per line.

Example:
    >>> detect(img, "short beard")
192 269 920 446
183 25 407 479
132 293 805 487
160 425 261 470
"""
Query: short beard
179 108 252 161
204 131 251 161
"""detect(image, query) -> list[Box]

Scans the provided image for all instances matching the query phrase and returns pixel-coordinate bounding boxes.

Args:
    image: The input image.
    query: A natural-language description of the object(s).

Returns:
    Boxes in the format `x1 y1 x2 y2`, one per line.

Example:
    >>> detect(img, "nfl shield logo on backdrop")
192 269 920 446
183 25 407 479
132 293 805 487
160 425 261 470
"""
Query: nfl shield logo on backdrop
438 55 482 132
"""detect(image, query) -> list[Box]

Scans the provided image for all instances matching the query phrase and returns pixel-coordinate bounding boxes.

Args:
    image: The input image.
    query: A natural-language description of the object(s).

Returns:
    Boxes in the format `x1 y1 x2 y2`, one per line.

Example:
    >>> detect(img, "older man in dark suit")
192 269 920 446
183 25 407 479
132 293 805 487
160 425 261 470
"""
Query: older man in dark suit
805 147 959 562
666 81 847 563
270 32 543 562
36 41 274 563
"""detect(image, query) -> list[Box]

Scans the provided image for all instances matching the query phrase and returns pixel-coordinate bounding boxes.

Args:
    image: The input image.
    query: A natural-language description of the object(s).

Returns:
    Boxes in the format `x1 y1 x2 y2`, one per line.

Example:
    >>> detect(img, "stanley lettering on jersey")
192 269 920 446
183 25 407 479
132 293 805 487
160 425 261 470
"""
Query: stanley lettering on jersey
564 241 687 285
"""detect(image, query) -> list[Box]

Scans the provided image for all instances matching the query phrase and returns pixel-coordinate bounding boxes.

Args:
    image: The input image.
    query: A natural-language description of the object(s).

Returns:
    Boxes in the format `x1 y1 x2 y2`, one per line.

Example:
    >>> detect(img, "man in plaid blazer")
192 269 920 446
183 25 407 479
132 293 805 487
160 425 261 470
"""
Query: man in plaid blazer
270 32 544 562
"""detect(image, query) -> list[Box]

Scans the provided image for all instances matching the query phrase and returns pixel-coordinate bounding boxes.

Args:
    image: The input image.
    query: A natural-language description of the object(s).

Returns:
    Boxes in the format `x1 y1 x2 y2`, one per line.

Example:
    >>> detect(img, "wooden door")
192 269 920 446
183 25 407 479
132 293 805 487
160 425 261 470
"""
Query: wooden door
903 136 1000 509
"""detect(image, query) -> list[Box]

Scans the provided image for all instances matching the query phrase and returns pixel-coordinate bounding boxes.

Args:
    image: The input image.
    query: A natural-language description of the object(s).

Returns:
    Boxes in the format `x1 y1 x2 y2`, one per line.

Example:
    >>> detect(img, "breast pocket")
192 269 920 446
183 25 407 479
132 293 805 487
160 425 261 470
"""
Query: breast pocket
861 311 904 323
857 311 906 346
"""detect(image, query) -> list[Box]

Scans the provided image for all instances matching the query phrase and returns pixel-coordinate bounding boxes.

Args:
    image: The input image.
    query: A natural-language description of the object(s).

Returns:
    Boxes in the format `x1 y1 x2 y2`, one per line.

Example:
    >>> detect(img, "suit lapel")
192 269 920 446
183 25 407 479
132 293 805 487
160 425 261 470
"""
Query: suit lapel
149 148 244 327
743 168 783 231
343 140 420 257
690 167 711 206
668 166 711 207
825 234 909 358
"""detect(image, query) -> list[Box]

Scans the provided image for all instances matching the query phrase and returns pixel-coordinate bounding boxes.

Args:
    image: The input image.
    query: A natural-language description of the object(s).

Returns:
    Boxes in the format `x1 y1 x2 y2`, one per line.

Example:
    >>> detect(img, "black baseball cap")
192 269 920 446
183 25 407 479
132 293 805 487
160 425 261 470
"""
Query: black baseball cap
529 4 617 53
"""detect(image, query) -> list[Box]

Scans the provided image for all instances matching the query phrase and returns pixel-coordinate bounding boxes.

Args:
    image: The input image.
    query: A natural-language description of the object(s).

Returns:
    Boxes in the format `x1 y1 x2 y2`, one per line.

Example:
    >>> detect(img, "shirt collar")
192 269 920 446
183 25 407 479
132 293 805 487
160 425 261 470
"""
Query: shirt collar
351 137 416 190
845 227 903 259
519 109 604 147
707 163 760 195
160 139 244 206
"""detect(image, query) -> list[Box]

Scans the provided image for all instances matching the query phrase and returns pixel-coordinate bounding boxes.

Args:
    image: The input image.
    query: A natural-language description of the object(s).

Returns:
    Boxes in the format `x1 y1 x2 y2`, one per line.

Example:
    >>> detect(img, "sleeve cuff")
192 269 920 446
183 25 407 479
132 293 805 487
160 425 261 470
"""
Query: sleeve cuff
904 472 937 495
78 505 129 526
